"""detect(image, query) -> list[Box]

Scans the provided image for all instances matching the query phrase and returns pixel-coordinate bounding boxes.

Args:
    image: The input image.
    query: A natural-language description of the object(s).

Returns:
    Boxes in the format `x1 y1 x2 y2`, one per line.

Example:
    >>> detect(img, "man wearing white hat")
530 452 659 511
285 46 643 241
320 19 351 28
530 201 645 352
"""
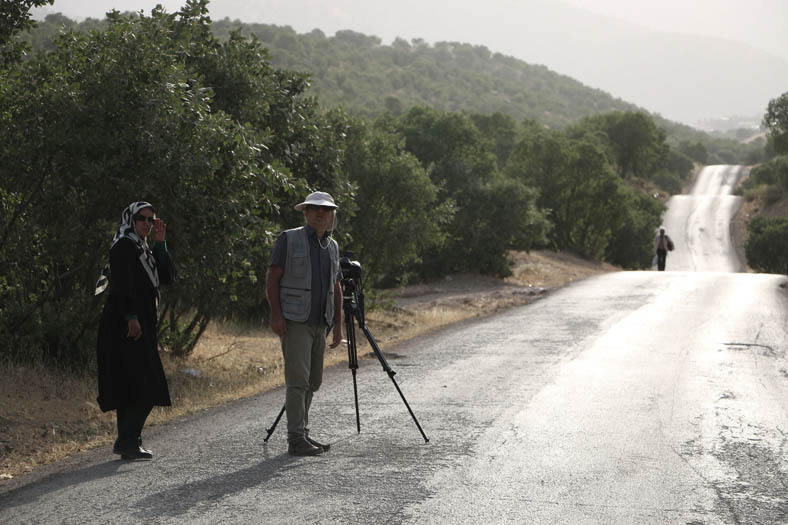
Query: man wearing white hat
267 191 343 456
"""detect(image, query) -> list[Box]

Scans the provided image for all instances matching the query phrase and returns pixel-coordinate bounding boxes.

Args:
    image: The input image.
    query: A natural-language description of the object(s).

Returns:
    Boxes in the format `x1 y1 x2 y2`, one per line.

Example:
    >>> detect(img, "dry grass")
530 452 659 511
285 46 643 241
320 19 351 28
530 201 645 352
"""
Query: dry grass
0 250 613 483
0 365 116 479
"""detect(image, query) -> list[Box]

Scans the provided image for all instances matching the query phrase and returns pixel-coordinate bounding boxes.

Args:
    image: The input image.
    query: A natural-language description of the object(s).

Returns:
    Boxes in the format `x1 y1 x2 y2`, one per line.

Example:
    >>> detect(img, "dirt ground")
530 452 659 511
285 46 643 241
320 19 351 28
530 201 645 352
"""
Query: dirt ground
0 250 616 482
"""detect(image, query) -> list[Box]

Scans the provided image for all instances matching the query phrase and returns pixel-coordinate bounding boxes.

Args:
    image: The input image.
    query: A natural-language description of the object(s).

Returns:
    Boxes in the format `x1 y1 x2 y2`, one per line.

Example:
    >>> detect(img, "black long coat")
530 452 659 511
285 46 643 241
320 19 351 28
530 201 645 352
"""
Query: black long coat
96 237 174 412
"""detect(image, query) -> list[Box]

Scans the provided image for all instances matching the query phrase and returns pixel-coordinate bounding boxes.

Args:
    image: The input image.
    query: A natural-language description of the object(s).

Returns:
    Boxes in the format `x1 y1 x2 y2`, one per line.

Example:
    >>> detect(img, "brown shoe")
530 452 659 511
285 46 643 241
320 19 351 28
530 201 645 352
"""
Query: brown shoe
288 439 323 456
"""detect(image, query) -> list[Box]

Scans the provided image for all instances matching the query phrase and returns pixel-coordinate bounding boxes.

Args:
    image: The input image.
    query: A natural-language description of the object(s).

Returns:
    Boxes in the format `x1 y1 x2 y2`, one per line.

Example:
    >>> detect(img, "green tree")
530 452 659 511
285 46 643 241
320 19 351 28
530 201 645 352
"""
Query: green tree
678 140 708 164
574 111 666 180
605 189 665 269
0 1 349 364
462 174 548 275
341 118 447 285
506 130 623 259
470 112 519 170
398 107 547 277
0 0 53 65
763 92 788 155
665 149 694 180
738 156 788 204
27 16 765 166
193 26 352 206
745 216 788 274
651 169 682 195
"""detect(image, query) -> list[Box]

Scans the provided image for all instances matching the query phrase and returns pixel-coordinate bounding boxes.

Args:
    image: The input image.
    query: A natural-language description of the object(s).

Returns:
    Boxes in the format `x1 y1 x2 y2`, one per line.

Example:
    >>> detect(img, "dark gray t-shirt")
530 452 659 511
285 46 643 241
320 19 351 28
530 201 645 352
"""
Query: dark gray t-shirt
270 225 337 325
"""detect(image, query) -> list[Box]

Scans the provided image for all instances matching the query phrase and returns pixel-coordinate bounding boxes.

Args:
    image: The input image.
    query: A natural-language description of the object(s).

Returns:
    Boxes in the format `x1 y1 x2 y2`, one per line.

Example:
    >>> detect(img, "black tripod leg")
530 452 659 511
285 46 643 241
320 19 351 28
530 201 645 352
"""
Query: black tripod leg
360 324 430 443
352 368 360 433
345 298 361 433
264 404 286 442
386 371 430 443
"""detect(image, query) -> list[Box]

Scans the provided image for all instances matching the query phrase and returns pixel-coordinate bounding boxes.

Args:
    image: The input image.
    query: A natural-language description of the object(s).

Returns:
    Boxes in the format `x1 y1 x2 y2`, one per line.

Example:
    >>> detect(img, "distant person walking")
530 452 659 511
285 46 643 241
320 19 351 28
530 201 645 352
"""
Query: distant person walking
653 227 674 271
96 201 176 460
266 191 343 456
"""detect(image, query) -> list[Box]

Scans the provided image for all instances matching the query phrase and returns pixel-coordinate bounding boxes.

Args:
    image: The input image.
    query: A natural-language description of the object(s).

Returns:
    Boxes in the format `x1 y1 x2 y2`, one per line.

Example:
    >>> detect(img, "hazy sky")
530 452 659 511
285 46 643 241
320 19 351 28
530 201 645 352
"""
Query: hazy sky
567 0 788 61
31 0 788 125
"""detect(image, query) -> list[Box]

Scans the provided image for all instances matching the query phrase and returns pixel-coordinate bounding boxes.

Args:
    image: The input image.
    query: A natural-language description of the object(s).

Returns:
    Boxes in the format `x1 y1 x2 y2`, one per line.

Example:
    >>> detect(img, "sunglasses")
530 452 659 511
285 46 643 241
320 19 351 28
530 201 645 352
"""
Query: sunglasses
134 215 156 224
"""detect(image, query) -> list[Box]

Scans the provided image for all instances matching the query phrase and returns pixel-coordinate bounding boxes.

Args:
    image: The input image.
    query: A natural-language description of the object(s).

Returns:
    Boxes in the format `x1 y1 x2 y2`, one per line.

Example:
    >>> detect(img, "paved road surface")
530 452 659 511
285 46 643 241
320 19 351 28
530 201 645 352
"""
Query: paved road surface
2 165 787 524
661 164 746 272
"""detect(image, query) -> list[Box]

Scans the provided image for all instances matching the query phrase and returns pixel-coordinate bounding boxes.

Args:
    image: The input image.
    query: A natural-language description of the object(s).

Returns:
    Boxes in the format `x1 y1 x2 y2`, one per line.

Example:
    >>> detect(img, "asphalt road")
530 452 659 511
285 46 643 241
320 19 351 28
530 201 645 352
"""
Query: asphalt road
661 164 746 272
2 165 788 524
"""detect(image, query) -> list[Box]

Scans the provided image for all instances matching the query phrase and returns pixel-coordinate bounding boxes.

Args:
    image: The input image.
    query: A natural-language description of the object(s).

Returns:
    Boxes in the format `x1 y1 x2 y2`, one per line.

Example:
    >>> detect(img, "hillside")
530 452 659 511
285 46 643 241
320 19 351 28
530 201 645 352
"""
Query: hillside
26 14 764 164
209 20 761 164
212 21 639 129
453 0 788 126
33 0 786 126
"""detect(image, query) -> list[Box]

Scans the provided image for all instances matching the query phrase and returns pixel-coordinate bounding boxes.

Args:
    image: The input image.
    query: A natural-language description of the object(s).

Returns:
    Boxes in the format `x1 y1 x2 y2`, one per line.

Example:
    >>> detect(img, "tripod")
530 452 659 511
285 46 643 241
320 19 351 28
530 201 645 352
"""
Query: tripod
264 261 429 443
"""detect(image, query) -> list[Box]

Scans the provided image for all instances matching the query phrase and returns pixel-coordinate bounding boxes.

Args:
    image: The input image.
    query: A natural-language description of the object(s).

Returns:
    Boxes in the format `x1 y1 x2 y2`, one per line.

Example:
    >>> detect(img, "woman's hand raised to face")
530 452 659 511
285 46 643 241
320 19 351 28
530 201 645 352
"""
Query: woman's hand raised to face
127 319 142 341
152 218 166 243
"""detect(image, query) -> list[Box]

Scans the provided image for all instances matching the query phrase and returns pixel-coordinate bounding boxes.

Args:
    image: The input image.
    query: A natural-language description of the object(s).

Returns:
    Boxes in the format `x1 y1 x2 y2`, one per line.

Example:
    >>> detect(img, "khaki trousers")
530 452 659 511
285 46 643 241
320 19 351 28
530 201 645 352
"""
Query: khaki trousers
281 320 326 443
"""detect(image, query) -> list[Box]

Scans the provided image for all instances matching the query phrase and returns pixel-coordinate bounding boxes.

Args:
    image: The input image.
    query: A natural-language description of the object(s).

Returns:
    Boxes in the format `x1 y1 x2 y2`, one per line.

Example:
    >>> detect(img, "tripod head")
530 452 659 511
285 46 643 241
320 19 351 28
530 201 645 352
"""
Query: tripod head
340 255 362 282
340 256 364 324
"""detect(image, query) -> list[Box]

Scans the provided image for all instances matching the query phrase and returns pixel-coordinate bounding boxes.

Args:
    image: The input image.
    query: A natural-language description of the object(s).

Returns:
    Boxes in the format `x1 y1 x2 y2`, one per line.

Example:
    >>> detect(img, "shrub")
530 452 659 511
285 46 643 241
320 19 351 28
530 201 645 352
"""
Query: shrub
745 216 788 274
651 169 682 195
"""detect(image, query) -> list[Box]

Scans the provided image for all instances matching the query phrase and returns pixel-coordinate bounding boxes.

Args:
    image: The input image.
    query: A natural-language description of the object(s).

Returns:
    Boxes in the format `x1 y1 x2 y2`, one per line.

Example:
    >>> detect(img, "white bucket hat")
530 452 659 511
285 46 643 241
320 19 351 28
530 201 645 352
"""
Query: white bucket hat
294 191 338 211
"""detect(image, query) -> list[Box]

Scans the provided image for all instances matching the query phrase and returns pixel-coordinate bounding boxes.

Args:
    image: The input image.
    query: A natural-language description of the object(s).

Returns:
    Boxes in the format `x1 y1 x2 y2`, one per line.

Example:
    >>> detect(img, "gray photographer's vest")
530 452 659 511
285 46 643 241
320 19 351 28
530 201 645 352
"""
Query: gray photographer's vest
279 226 339 325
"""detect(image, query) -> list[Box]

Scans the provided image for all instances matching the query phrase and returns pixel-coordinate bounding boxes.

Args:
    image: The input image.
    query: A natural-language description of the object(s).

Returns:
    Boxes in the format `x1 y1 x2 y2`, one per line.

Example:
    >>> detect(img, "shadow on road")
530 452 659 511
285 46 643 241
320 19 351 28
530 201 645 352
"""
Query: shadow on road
131 449 303 521
0 459 124 509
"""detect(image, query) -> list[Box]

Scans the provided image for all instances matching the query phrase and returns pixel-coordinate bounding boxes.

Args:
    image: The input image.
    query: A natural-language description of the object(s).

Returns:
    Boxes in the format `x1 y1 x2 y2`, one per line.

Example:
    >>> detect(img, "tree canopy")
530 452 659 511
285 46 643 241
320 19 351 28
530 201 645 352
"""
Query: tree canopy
26 14 762 165
1 1 350 363
0 0 53 65
505 126 664 264
745 216 788 275
764 92 788 155
3 1 685 367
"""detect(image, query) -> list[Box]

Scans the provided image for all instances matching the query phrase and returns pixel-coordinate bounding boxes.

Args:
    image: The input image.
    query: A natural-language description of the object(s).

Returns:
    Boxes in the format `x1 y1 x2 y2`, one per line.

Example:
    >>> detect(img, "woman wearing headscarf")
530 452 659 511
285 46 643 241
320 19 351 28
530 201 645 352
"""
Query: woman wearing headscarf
96 202 175 460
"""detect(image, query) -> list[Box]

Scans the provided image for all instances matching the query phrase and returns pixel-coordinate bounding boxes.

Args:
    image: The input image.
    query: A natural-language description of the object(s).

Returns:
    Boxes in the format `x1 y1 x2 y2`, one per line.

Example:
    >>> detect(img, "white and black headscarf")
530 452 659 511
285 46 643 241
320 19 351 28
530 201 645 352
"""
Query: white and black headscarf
95 201 159 295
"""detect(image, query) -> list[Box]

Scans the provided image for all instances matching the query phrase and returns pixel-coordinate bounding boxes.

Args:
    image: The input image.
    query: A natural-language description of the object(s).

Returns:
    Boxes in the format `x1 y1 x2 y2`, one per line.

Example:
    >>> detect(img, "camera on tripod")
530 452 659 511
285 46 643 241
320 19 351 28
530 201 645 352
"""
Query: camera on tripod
265 252 429 444
340 255 362 282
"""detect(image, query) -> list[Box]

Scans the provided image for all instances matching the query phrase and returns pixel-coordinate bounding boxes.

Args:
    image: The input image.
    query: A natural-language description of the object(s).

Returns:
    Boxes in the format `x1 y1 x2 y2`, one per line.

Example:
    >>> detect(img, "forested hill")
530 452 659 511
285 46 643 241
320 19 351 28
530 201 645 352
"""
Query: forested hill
212 21 639 129
208 20 758 160
26 14 759 162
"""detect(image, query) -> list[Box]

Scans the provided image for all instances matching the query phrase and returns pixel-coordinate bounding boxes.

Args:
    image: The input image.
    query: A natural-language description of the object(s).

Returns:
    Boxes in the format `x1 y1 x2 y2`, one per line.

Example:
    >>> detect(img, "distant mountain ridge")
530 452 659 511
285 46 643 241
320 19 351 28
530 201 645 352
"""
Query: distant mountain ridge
30 0 788 126
531 20 788 126
199 0 788 127
211 20 758 159
25 13 762 161
396 0 788 126
212 20 641 130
